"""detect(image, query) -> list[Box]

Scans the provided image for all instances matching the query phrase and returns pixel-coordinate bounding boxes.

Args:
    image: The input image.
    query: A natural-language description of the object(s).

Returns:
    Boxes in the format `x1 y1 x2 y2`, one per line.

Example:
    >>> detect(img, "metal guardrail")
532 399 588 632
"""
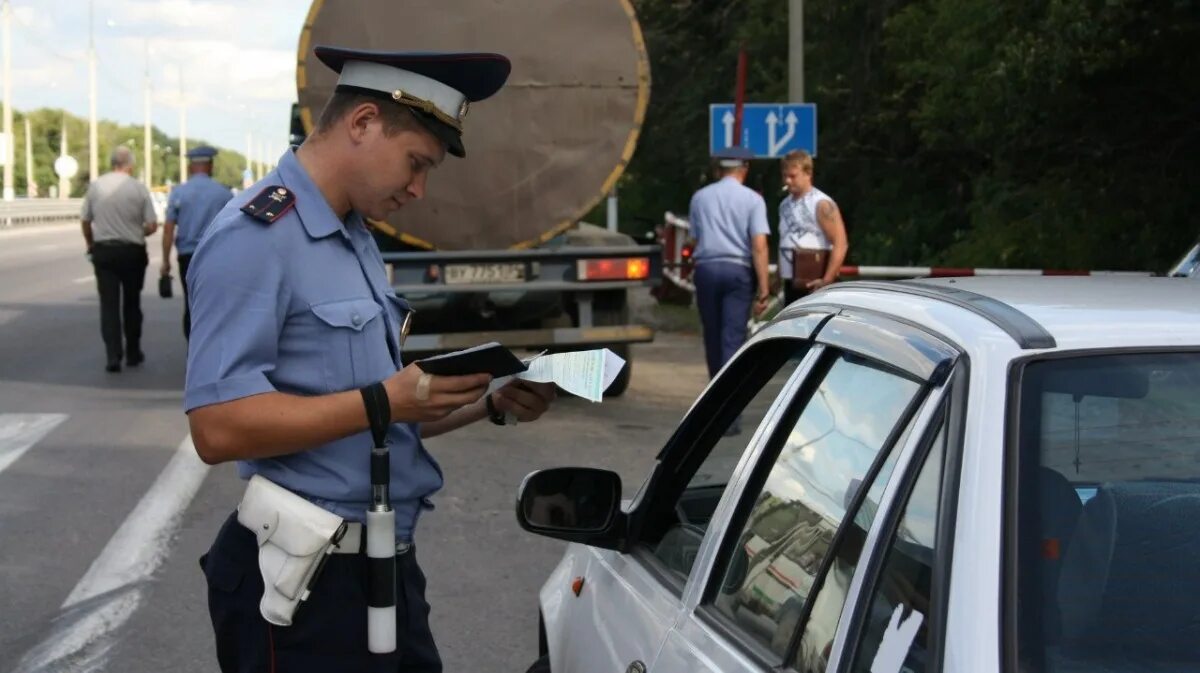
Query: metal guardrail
0 199 84 227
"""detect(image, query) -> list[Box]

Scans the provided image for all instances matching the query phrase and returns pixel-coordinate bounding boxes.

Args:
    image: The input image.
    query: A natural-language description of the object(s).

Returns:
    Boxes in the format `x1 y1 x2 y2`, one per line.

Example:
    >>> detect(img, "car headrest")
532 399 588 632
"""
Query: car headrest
1057 481 1200 657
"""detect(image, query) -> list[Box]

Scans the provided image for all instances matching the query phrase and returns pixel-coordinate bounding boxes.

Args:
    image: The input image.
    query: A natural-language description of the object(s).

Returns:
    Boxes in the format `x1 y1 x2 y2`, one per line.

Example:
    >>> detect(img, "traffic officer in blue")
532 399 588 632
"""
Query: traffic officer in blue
161 145 233 339
186 47 558 673
688 146 771 388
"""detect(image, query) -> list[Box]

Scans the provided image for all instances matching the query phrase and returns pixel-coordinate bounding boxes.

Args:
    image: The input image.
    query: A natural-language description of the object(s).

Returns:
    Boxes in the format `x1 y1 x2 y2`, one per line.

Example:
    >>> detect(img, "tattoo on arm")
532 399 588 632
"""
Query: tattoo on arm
817 200 836 225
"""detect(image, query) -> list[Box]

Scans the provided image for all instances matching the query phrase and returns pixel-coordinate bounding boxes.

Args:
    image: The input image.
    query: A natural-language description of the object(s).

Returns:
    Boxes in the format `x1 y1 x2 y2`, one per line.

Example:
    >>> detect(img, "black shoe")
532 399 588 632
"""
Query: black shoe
105 361 122 373
126 351 144 367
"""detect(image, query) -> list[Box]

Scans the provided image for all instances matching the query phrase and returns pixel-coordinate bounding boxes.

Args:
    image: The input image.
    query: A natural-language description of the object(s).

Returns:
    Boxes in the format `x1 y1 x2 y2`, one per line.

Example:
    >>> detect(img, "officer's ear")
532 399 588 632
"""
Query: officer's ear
345 102 383 144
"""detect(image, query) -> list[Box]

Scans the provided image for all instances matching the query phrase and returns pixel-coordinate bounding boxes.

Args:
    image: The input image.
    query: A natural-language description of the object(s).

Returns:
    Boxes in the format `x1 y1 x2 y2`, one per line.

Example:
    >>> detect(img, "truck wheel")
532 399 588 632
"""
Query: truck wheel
604 343 632 397
526 655 551 673
590 291 632 397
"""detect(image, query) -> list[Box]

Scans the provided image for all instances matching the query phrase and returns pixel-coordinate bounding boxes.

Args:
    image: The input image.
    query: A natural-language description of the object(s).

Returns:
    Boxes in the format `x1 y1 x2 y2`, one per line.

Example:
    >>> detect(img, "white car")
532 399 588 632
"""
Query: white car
516 277 1200 673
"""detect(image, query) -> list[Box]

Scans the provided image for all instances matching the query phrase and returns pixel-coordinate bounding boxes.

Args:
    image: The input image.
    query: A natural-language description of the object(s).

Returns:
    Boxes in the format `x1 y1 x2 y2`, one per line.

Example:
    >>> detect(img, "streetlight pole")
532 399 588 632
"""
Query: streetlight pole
24 116 33 196
88 0 98 183
144 42 152 188
2 0 14 201
789 0 803 103
178 67 187 183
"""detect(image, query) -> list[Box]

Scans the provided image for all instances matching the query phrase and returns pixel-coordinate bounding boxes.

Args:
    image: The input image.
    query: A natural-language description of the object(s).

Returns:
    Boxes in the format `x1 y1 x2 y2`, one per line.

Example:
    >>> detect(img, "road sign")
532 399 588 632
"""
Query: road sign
54 155 79 179
709 103 817 158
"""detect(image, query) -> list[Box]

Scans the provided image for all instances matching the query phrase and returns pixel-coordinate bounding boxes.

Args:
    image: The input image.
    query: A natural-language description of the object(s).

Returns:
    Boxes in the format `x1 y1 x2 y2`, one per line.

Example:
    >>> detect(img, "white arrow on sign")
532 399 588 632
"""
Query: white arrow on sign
766 110 799 157
722 110 735 149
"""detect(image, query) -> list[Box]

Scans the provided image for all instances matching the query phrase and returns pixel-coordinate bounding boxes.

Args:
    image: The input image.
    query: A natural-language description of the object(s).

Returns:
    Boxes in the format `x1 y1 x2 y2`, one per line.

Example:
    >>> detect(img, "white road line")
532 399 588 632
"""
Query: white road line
12 436 210 673
72 275 95 284
0 414 68 475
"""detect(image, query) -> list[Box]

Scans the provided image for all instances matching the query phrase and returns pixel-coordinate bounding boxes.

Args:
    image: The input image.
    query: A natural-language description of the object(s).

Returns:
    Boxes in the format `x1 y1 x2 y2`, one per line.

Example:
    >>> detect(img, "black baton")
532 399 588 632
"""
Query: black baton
360 382 396 654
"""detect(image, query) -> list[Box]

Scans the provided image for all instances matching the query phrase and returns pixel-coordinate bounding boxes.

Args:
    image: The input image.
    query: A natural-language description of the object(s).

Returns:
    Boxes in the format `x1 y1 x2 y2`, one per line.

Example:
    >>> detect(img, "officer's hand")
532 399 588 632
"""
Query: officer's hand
383 366 491 423
491 380 557 423
144 221 159 236
805 277 831 290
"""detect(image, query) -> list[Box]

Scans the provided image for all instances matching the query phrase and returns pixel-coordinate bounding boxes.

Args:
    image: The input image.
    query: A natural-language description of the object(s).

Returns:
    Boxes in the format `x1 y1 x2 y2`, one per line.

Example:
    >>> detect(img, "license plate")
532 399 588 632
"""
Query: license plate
443 263 526 285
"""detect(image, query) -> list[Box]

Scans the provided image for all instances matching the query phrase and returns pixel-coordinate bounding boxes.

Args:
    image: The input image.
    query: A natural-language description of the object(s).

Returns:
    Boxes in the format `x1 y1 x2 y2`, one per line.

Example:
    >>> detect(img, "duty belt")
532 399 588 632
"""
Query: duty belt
331 521 413 556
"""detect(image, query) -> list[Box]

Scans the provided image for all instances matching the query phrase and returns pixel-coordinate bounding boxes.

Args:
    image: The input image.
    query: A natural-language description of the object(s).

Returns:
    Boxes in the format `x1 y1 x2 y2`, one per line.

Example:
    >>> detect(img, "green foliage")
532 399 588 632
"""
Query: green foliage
8 107 246 198
624 0 1200 271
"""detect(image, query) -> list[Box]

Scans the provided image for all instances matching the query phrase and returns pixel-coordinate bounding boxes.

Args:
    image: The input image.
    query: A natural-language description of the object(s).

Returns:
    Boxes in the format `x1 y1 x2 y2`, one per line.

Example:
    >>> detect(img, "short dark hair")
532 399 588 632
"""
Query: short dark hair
314 90 424 137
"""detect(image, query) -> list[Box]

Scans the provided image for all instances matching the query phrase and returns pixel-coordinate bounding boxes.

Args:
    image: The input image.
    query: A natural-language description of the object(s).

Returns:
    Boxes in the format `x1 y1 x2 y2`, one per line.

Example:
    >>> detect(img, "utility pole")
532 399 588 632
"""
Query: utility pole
58 118 70 199
143 42 152 188
178 68 187 183
88 0 98 183
24 116 33 196
2 0 14 201
789 0 804 102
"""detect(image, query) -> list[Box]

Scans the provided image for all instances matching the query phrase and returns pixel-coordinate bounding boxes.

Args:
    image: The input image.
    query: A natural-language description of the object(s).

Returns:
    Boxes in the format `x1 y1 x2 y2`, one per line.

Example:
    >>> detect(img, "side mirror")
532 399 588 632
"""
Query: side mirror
516 467 625 550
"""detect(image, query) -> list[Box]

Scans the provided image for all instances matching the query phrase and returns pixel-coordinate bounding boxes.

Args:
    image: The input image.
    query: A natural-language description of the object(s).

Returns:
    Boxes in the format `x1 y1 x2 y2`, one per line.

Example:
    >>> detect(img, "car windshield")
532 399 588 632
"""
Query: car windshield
1015 351 1200 672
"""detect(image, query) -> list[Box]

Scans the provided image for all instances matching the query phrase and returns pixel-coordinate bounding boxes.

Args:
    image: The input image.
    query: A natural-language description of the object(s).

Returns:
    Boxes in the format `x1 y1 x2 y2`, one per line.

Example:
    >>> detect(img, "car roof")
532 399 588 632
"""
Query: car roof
816 276 1200 352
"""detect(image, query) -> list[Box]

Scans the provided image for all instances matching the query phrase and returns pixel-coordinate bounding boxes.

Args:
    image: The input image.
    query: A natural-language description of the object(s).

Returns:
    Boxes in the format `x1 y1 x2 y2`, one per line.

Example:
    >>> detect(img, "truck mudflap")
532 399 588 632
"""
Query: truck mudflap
401 324 654 356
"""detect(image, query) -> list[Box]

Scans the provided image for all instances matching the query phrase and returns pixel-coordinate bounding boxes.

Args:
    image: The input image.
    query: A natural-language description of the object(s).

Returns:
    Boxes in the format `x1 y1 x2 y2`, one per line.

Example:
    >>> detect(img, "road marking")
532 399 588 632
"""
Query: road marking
12 436 210 673
72 275 94 284
0 414 68 475
0 308 24 326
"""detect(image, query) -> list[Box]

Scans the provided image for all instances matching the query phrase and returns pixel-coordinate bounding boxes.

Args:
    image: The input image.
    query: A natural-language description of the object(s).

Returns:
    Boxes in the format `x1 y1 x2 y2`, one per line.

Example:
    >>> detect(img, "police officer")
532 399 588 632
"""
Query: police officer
186 47 557 672
688 146 770 390
161 145 233 339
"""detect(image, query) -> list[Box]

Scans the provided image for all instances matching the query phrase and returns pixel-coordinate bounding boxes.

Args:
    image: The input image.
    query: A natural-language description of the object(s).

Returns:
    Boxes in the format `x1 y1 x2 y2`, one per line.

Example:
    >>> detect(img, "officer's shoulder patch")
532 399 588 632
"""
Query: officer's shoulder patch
241 186 295 224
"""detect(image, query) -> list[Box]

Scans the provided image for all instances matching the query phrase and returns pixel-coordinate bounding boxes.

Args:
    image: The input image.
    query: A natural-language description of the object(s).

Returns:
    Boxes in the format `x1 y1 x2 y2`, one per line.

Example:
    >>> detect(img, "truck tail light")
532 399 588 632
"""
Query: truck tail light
578 257 651 281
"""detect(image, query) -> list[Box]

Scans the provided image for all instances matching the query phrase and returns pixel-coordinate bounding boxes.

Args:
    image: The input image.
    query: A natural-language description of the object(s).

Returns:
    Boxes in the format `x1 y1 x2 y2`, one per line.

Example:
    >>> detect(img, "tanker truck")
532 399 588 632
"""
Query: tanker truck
291 0 661 396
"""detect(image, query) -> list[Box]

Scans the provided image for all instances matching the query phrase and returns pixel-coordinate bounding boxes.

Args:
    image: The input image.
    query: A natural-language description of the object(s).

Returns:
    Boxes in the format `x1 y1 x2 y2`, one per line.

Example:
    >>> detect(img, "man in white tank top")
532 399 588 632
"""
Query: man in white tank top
778 150 848 305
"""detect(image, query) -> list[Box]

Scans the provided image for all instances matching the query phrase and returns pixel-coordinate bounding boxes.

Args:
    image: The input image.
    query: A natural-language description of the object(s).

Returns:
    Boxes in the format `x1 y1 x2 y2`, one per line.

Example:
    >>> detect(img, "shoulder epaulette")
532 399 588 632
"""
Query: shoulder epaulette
241 186 295 224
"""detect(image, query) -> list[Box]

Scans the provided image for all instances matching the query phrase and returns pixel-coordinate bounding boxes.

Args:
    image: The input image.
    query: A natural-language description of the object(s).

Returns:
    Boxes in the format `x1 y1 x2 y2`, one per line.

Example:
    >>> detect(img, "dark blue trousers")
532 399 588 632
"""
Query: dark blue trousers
201 513 441 672
694 261 754 378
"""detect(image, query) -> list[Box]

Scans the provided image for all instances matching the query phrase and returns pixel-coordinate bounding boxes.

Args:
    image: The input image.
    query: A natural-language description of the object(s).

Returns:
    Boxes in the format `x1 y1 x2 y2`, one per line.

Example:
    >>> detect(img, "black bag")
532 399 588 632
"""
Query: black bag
159 274 173 299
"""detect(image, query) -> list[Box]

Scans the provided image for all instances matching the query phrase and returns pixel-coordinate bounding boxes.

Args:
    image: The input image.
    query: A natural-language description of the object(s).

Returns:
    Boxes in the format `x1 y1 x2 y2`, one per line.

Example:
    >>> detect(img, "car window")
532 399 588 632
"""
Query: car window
850 424 946 673
708 351 923 663
648 343 811 580
1015 352 1200 673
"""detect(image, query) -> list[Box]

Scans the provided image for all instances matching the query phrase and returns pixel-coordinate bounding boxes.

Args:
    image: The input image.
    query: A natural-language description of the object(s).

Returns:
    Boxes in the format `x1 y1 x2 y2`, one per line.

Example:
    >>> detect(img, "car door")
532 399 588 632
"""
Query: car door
650 311 963 673
543 312 833 673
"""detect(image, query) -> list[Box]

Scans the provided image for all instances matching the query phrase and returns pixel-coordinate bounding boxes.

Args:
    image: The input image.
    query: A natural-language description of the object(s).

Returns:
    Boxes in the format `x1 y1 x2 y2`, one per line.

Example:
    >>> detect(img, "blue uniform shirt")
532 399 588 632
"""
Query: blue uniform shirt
688 176 770 266
184 149 440 541
166 173 234 255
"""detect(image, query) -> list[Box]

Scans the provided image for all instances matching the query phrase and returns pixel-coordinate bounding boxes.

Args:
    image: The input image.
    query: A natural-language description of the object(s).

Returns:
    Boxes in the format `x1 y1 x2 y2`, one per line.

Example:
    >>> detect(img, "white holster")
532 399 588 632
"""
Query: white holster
237 475 346 626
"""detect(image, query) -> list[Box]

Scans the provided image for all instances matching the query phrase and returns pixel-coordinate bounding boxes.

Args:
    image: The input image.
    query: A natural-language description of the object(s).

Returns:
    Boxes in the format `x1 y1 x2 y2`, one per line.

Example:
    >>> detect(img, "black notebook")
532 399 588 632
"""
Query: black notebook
413 342 528 377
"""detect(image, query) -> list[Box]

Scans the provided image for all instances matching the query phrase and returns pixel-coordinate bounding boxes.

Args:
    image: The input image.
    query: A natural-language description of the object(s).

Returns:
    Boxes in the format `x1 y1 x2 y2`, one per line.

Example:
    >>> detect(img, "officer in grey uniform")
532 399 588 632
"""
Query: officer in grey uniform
186 47 557 672
161 145 233 339
688 146 771 381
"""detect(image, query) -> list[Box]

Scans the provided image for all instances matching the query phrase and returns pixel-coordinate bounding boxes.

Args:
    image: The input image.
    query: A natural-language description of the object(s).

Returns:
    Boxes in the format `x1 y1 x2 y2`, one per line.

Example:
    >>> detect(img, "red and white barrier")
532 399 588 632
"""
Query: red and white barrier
656 212 1157 298
839 266 1154 278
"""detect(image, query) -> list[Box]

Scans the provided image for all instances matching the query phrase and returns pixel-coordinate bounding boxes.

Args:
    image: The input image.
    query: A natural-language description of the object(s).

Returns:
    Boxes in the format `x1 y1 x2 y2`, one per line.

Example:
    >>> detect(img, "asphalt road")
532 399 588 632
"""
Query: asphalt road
0 222 710 673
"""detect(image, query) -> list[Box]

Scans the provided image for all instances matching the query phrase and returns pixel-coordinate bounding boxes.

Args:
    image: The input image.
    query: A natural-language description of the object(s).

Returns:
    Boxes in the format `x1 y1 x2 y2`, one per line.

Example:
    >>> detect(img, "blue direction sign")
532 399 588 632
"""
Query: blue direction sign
709 103 817 158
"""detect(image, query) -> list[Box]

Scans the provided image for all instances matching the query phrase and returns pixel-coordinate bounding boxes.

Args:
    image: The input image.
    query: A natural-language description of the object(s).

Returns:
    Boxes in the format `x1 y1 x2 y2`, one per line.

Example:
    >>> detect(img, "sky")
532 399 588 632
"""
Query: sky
6 0 312 159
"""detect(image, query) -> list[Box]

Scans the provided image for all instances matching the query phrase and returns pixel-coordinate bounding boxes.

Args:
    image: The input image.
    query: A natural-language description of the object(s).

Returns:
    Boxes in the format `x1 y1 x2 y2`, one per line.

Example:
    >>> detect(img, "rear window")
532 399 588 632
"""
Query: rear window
1014 351 1200 672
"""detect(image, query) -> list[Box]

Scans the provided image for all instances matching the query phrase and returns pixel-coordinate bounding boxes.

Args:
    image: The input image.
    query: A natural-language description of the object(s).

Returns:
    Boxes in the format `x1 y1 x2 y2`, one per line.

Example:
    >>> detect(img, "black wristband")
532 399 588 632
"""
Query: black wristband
484 394 507 426
360 382 391 448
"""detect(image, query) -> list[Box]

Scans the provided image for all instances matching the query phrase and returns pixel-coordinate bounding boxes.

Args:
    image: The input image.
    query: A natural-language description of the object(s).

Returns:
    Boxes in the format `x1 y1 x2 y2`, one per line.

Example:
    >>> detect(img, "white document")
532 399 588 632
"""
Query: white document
870 604 924 673
489 348 627 403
